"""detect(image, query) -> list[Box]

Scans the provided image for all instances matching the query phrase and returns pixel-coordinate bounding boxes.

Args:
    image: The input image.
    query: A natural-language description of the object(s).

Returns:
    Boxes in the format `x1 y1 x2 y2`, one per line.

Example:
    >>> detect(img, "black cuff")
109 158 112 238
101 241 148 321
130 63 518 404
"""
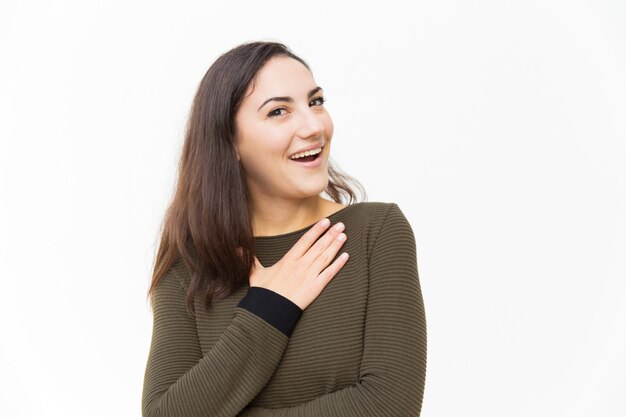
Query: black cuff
236 286 303 337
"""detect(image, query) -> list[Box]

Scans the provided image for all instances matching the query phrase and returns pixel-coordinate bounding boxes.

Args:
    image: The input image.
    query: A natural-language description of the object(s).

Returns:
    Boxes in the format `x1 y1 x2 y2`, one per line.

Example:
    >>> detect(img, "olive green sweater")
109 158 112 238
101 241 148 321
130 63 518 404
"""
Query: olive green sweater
142 202 427 417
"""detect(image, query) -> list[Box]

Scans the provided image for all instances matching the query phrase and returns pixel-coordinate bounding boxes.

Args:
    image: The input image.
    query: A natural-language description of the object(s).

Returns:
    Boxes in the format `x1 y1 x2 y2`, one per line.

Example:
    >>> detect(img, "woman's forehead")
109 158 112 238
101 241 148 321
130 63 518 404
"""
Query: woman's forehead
247 57 315 100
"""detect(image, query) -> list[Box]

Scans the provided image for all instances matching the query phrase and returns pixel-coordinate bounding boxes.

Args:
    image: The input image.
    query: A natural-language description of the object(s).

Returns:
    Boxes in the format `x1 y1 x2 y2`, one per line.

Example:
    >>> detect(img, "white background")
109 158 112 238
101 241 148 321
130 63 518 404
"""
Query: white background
1 1 624 416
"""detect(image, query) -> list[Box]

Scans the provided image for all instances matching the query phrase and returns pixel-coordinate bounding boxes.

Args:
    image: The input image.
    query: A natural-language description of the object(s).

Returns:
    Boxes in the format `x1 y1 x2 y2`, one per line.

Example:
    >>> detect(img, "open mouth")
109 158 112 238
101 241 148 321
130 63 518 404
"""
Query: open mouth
292 152 320 163
289 145 324 163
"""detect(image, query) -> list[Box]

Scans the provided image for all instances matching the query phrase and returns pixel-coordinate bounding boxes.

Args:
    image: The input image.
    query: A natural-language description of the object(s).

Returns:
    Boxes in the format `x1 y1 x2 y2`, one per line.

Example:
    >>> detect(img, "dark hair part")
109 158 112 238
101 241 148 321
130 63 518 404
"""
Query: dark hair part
146 40 366 315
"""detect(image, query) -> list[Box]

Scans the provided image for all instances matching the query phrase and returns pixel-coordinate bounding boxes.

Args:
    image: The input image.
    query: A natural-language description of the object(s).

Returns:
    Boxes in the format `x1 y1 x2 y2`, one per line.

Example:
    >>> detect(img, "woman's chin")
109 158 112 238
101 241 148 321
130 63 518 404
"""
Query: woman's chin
291 176 329 197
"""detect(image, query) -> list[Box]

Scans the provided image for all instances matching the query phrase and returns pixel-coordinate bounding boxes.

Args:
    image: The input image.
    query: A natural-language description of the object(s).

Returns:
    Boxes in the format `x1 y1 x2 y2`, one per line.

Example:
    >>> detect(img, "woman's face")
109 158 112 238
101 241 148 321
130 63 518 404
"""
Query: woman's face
234 56 334 204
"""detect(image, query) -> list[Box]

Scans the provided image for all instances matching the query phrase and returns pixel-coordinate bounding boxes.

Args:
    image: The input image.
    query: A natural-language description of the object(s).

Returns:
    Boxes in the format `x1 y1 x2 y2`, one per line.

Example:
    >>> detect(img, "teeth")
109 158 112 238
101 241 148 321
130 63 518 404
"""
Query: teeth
289 147 322 160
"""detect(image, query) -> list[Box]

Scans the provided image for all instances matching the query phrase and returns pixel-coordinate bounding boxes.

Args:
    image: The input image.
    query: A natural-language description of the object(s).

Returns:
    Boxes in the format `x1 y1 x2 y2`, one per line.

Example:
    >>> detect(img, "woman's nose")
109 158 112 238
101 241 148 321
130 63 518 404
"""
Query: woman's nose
296 107 325 139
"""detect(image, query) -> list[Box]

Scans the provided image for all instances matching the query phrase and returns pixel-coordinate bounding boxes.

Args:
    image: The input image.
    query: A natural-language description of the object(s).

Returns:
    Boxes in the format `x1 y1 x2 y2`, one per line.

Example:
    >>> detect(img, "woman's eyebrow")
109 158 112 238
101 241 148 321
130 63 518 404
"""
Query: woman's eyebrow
257 86 323 112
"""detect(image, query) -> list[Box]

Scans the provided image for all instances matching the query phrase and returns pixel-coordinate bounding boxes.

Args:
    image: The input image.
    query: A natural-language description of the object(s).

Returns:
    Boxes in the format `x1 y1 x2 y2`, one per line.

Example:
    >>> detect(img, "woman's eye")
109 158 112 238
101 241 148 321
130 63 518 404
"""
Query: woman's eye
267 97 326 118
311 96 326 106
268 108 287 118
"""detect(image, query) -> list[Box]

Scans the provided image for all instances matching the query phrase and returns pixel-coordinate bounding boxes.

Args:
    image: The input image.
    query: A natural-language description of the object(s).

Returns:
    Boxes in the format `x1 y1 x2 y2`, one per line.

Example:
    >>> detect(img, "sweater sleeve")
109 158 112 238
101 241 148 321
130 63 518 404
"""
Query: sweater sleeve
142 263 303 417
237 203 427 417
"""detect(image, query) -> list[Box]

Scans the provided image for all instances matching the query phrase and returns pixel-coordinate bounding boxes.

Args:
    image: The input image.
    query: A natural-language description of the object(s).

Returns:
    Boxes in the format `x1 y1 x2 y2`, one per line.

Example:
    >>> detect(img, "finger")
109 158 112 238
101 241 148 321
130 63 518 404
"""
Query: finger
284 217 331 259
317 251 349 284
302 222 345 265
310 231 347 271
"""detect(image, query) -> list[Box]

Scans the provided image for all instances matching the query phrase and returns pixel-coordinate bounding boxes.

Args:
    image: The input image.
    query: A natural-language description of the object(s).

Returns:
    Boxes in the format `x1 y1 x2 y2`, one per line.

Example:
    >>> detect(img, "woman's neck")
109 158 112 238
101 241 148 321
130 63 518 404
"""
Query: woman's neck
250 196 344 237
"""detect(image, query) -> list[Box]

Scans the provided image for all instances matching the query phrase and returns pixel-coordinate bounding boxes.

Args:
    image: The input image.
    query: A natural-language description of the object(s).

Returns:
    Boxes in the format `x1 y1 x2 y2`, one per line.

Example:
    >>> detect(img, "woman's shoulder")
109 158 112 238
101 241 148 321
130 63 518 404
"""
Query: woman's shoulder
340 201 404 225
158 256 193 291
333 200 408 238
342 201 414 253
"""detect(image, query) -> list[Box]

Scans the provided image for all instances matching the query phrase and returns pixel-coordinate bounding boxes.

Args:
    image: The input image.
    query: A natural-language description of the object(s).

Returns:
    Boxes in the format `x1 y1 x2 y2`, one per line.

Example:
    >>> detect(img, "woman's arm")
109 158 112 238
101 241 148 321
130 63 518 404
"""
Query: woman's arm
142 264 302 417
238 203 427 417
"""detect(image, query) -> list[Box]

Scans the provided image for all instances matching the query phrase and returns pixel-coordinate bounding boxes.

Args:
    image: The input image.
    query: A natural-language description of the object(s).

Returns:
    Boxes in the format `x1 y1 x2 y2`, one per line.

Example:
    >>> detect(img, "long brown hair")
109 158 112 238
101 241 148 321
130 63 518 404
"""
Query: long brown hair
146 40 366 315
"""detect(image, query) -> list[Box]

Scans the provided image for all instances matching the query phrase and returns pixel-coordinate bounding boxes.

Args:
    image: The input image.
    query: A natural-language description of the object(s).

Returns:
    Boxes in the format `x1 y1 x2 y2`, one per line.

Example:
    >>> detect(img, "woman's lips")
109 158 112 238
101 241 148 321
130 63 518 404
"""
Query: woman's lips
289 150 323 168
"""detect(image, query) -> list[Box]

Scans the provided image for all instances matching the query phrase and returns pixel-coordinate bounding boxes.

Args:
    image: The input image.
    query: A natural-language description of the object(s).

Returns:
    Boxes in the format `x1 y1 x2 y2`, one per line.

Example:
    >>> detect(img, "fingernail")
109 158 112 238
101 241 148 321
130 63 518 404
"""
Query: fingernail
321 218 330 227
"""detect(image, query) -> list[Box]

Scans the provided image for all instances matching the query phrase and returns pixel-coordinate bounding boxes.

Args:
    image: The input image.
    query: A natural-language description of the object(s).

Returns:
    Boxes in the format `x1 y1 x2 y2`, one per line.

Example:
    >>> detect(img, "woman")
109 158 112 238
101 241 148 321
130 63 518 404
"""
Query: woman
142 40 427 417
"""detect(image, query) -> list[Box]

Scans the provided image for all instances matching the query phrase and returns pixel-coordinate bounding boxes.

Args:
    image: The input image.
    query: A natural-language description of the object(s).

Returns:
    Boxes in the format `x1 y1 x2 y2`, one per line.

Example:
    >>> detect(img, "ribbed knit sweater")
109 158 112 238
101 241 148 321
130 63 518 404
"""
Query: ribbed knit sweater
142 201 427 417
